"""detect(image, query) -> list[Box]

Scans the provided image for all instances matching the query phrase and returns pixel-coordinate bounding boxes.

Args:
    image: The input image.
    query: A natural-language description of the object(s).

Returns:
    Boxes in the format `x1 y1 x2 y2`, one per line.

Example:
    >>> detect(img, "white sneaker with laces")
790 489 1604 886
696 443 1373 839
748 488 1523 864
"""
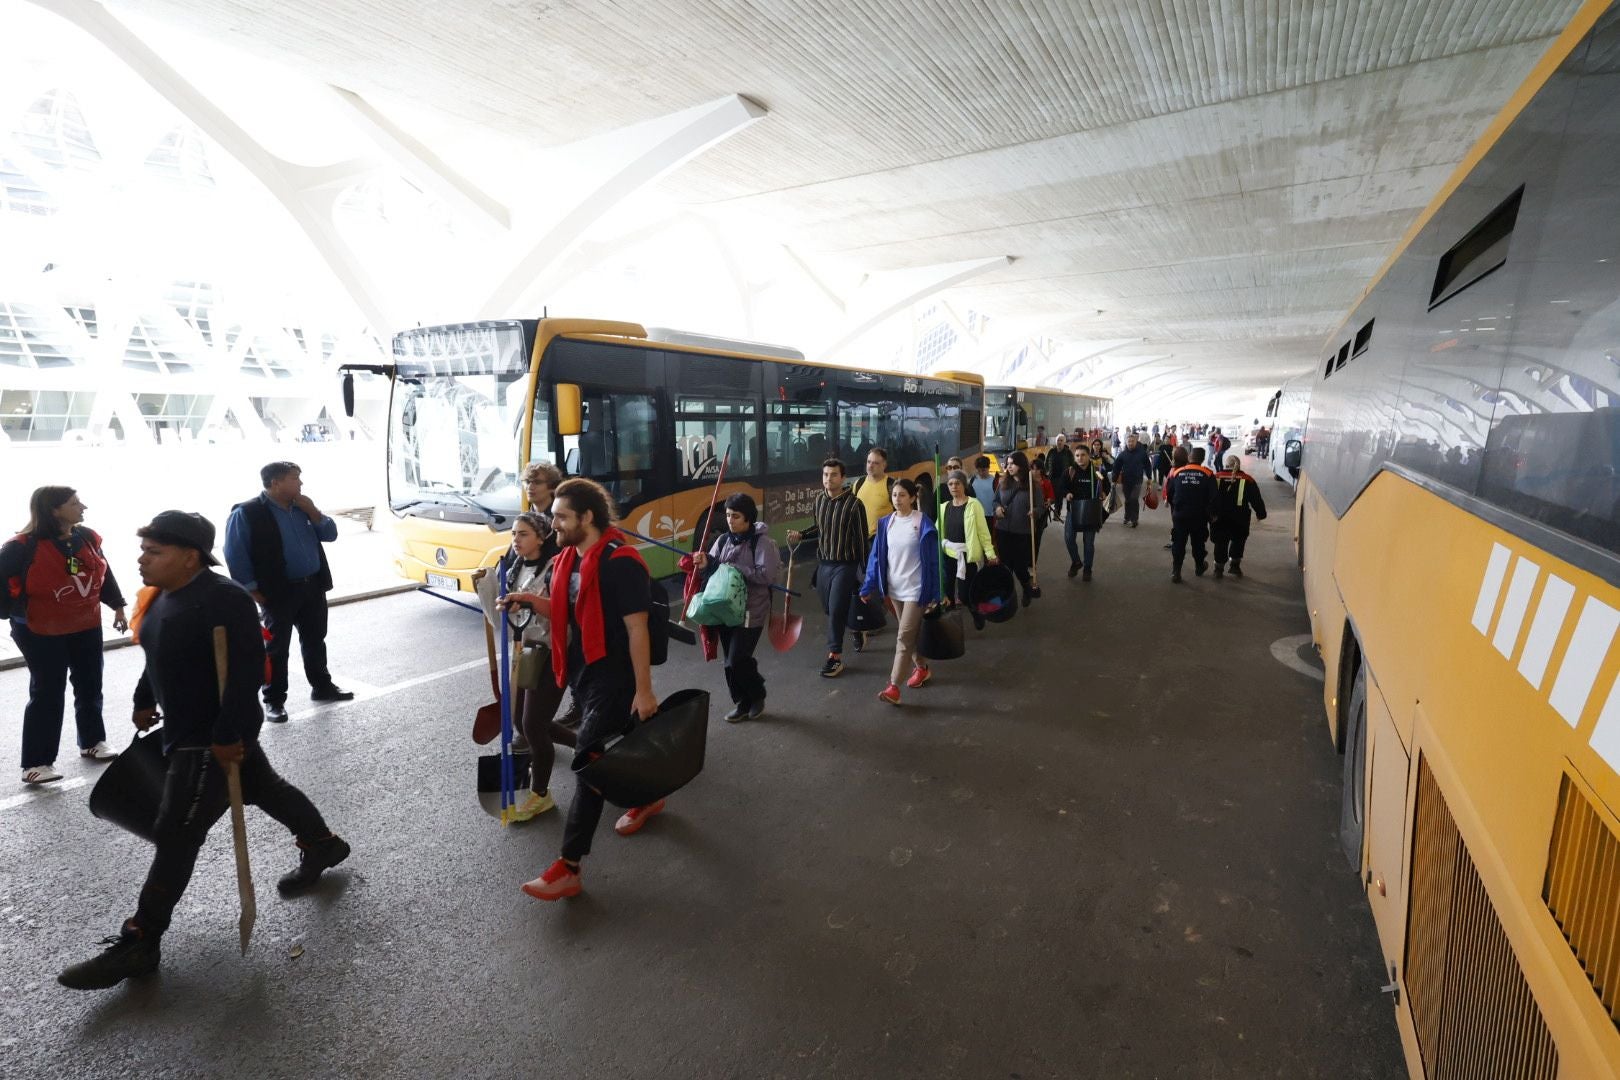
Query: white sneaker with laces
22 765 63 784
80 741 117 761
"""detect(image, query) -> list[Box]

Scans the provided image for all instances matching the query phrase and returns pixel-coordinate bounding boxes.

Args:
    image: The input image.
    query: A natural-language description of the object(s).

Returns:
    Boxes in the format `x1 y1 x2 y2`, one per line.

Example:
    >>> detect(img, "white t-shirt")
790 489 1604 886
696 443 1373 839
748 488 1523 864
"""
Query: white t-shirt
884 512 924 602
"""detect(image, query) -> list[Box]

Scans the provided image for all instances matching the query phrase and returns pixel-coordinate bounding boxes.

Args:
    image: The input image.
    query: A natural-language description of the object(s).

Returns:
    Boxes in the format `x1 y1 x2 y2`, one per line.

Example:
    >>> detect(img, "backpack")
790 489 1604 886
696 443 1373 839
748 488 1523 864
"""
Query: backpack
685 564 748 627
601 538 671 665
0 534 42 621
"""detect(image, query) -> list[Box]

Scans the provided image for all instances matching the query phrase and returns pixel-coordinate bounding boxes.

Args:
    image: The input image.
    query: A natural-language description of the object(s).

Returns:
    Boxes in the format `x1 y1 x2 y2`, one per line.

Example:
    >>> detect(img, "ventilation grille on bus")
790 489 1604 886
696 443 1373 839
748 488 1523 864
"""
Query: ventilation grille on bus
1406 758 1559 1079
1544 772 1620 1032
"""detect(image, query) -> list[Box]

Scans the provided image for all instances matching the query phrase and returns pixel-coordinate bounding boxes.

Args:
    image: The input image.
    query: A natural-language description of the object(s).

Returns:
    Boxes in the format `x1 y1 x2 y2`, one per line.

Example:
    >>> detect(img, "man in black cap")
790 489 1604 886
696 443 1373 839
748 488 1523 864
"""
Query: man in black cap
223 461 352 723
58 511 350 991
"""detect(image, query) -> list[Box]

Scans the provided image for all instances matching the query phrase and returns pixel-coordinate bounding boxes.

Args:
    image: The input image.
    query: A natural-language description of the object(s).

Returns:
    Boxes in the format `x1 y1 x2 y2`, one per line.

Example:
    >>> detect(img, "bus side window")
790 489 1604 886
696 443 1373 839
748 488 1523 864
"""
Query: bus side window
561 390 659 513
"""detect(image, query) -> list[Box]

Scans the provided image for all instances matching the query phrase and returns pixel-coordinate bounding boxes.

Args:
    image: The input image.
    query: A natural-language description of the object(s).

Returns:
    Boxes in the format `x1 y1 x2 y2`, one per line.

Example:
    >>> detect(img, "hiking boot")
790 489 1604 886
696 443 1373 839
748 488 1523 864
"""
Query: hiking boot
1213 563 1225 578
1068 561 1080 578
724 703 747 722
820 654 844 678
1230 562 1243 578
748 700 766 720
906 664 931 689
509 790 556 822
521 858 582 901
1171 570 1183 583
877 684 902 706
1194 560 1208 577
1082 567 1092 582
277 834 351 895
58 925 160 990
615 799 666 836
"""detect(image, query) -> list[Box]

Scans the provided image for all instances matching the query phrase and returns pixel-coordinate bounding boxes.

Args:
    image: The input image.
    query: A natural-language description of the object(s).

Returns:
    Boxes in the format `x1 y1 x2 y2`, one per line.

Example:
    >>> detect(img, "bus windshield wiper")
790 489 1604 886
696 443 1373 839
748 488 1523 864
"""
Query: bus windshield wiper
441 491 507 526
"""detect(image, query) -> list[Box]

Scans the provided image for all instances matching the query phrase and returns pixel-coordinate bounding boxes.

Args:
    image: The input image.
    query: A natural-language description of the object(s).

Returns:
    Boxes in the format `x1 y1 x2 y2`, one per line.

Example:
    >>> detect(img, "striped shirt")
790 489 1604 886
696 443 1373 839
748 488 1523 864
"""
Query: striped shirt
802 488 868 564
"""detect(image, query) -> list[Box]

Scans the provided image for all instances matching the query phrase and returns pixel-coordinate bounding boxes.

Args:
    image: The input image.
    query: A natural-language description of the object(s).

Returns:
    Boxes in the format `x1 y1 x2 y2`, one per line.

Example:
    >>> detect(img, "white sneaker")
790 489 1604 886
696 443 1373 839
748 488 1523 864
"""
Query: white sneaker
22 765 62 784
80 741 117 761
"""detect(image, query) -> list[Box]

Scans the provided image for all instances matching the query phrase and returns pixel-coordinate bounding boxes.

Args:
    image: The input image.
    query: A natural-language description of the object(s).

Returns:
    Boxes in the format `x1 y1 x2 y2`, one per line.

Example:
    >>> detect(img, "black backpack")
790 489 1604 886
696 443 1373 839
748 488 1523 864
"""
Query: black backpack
0 534 42 621
602 539 673 665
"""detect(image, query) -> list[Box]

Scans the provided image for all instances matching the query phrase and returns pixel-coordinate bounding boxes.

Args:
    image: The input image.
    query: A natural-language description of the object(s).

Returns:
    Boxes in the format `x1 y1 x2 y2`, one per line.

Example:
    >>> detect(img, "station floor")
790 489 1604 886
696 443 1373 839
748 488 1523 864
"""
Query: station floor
0 465 1406 1079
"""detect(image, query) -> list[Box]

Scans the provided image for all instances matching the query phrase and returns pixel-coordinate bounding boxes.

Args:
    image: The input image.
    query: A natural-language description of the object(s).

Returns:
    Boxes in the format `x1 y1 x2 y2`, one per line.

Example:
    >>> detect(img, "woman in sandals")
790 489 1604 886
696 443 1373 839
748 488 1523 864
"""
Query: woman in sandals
1 486 127 785
860 478 942 707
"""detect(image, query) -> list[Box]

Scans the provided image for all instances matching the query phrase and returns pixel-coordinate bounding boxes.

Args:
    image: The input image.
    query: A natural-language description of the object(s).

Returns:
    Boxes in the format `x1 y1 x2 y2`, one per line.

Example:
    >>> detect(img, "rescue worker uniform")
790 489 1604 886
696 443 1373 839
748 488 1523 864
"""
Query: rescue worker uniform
1210 467 1268 577
1163 463 1216 582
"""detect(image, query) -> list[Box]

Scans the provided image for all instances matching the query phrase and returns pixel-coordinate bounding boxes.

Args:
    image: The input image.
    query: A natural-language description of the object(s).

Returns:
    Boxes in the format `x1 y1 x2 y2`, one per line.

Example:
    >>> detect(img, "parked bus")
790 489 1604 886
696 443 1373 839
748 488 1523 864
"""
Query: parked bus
1302 4 1620 1075
353 319 985 587
983 384 1112 464
1262 372 1310 488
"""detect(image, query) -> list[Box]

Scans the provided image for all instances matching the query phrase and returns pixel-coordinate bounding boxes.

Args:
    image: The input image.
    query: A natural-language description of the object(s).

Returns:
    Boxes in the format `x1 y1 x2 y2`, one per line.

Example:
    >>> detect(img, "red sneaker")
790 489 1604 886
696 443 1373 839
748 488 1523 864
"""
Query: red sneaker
614 799 666 836
878 684 902 706
520 858 581 901
906 664 931 689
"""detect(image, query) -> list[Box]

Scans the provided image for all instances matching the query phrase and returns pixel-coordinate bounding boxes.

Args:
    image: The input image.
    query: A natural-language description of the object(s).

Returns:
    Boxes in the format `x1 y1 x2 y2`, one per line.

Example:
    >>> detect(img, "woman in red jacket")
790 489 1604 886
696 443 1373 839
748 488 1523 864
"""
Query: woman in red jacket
1 486 128 784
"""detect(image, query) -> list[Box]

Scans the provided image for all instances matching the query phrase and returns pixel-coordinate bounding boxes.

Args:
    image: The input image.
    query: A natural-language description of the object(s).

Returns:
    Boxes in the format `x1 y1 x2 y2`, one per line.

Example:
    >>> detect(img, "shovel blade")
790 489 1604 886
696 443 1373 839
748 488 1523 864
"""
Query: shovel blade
472 701 502 744
768 614 803 652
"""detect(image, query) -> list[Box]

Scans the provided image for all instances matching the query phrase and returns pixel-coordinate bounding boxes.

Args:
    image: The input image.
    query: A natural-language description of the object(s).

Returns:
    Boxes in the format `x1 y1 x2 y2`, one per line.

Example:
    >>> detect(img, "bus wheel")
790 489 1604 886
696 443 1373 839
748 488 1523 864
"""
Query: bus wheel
1338 659 1369 872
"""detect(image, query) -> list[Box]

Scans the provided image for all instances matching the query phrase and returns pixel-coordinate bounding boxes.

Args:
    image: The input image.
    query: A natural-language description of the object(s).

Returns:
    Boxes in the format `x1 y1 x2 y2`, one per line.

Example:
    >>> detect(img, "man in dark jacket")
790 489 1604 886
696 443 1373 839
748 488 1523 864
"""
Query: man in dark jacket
58 511 349 991
224 461 352 723
1210 455 1268 578
1163 454 1216 583
1111 432 1153 528
1045 435 1075 523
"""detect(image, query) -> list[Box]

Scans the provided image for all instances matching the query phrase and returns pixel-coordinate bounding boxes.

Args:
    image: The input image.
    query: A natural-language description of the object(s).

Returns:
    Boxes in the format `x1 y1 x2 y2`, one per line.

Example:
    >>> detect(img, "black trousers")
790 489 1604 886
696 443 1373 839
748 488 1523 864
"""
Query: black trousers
717 625 765 706
12 625 105 769
1121 481 1144 524
134 742 330 936
1170 517 1209 570
942 560 979 605
1212 528 1249 566
518 644 571 796
561 670 636 863
997 527 1034 593
815 560 859 655
262 580 333 705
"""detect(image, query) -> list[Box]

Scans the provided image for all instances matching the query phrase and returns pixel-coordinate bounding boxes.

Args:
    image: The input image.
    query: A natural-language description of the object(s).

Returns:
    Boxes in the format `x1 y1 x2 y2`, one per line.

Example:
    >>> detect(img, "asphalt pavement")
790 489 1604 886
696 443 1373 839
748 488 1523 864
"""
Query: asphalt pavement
0 467 1405 1080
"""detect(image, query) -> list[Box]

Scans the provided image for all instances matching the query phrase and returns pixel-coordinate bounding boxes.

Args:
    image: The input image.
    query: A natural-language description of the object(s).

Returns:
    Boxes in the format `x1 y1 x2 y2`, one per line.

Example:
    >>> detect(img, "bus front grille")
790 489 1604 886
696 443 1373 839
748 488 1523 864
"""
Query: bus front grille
1406 757 1558 1079
1544 771 1620 1033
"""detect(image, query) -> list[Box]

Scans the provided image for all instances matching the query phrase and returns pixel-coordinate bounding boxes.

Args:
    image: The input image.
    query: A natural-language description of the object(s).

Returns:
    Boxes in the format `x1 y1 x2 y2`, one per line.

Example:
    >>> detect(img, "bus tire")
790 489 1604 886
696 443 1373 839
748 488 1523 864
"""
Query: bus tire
1338 658 1369 872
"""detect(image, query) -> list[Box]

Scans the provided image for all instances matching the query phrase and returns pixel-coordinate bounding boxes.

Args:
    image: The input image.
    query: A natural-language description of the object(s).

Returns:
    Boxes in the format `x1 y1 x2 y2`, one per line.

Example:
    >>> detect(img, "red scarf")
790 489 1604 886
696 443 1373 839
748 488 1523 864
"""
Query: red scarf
548 527 647 688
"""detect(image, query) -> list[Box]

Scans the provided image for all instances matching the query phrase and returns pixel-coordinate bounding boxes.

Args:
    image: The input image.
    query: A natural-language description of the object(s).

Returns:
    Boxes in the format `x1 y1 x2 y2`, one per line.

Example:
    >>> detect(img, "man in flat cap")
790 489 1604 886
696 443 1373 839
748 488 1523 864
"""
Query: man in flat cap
58 511 351 990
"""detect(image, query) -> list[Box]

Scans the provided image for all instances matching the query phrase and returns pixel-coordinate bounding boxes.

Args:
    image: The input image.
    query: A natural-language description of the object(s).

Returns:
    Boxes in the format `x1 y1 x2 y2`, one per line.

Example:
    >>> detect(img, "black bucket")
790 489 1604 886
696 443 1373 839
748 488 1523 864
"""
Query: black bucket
918 606 965 660
88 731 169 844
574 689 710 809
476 749 532 818
849 593 887 633
969 563 1019 624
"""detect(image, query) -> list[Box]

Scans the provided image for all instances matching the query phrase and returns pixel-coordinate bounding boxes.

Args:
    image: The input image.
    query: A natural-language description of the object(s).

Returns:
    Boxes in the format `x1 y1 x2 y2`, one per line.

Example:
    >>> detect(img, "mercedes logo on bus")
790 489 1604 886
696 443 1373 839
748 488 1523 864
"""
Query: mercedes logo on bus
434 547 448 567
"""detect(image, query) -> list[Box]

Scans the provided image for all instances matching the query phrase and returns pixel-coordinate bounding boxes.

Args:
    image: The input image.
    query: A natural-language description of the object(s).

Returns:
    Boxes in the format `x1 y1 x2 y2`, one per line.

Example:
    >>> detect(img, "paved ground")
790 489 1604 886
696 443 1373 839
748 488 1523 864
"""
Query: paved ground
0 464 1405 1079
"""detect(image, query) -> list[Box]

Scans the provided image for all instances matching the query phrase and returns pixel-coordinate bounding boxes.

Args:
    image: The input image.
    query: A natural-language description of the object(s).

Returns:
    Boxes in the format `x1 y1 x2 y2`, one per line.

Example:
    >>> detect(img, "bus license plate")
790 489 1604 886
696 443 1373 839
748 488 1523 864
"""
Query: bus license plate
426 573 458 591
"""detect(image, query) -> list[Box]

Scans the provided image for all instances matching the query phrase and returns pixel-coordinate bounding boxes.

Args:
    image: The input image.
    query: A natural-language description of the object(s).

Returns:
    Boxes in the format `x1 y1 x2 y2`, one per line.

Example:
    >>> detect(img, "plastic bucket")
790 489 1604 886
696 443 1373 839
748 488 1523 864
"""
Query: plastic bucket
88 731 169 844
918 606 966 660
969 564 1019 624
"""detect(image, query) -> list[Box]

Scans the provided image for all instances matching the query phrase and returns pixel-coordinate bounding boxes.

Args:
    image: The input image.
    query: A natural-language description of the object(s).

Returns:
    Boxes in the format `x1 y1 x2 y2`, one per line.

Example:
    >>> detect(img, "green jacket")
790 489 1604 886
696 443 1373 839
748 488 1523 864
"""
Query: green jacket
937 497 995 566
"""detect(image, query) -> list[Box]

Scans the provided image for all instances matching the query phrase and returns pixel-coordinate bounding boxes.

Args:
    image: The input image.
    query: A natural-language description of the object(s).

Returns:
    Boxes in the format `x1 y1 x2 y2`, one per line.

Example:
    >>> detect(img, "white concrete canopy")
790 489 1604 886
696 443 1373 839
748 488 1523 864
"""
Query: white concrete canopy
75 0 1589 414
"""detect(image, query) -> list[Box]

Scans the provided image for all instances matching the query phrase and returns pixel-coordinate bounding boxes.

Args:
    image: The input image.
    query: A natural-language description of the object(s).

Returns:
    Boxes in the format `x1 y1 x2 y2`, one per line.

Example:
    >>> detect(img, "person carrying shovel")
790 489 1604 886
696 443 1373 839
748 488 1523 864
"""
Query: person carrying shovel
687 493 780 722
58 511 350 991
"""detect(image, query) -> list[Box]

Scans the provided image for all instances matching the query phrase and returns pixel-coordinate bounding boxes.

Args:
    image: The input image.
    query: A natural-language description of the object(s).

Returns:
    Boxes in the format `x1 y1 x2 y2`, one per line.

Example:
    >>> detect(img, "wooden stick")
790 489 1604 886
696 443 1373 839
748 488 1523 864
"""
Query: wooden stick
213 625 256 957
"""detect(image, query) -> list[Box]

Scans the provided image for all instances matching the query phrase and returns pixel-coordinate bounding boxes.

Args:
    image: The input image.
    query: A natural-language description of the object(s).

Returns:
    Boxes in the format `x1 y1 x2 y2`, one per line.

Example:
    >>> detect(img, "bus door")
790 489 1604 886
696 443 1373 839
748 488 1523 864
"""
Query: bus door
667 351 763 554
548 340 669 533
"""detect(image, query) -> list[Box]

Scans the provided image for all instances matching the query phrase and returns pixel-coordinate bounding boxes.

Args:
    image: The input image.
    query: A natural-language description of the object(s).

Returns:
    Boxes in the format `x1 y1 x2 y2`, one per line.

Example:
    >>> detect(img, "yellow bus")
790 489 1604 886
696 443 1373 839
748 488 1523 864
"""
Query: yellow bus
355 318 986 588
983 384 1113 465
1301 3 1620 1074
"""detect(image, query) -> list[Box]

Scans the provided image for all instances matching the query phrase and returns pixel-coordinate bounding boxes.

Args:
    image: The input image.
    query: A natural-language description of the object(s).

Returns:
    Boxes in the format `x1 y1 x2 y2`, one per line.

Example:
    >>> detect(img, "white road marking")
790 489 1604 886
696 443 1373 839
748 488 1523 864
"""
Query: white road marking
1549 597 1620 728
1269 634 1324 682
1491 557 1540 660
288 659 485 721
0 775 89 813
1471 542 1513 635
1517 573 1575 690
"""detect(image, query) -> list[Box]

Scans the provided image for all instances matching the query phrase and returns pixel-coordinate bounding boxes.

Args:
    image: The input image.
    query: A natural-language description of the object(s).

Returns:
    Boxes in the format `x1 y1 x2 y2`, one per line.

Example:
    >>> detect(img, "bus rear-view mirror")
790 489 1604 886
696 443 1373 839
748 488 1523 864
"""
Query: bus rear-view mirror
1284 440 1302 470
557 383 582 436
341 372 356 417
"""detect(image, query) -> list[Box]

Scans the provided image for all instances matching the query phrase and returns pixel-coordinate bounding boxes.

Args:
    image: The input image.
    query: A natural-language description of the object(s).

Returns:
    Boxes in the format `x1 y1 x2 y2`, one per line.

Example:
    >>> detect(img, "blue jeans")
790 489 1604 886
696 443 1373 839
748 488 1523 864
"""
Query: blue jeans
11 623 105 769
1063 516 1097 570
816 560 859 655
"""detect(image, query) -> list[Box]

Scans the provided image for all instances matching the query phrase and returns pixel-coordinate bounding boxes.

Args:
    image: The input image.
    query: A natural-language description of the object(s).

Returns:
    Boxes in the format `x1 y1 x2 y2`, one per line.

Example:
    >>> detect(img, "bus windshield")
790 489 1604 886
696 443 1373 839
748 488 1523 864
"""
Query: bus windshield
986 399 1018 452
388 323 531 522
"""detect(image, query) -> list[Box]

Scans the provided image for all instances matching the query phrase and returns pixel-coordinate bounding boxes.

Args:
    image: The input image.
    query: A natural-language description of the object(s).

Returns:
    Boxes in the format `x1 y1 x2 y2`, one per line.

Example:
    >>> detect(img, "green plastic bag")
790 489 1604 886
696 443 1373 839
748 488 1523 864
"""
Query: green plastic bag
685 564 748 627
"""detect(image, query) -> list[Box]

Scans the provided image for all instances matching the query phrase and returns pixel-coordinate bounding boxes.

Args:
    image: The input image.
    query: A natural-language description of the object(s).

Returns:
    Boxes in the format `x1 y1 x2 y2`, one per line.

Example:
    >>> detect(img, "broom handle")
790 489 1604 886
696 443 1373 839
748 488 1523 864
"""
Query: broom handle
1028 468 1039 587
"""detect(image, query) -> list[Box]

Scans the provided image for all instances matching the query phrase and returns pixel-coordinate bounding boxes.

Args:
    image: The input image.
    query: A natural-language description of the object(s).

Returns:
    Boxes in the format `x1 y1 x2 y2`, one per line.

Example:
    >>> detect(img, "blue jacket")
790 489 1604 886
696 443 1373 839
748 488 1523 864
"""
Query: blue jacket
861 512 942 605
1112 444 1153 486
